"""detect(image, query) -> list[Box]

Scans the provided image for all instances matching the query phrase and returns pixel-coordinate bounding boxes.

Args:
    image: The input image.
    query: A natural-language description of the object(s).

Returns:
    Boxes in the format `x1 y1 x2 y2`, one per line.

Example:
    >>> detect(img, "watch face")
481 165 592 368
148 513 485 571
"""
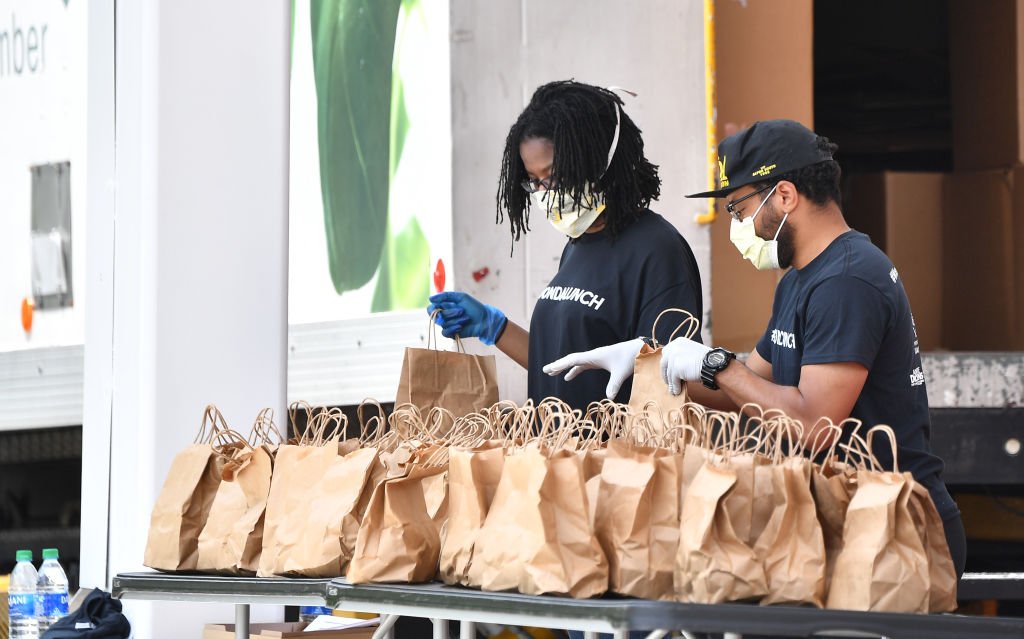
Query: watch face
708 351 726 367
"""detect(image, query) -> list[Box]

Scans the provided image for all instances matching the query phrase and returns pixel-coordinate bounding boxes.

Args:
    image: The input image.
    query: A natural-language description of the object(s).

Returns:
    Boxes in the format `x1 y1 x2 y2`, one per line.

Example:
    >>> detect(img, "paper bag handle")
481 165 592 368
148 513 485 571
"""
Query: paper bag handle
196 404 231 445
649 307 700 347
288 400 313 441
358 398 389 446
838 429 880 472
427 310 467 353
866 424 900 474
250 407 283 447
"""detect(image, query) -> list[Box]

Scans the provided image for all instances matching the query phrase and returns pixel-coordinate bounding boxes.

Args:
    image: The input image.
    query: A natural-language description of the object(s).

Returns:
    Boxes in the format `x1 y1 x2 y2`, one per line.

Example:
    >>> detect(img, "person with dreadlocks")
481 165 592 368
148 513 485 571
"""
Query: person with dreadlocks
426 80 703 410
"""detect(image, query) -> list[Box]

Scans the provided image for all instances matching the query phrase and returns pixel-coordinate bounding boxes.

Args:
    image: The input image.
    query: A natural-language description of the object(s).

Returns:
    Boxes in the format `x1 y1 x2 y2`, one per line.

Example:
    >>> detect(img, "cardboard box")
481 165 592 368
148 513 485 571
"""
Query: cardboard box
842 172 945 351
1013 167 1024 350
942 169 1019 350
711 0 814 351
203 622 375 639
949 0 1024 169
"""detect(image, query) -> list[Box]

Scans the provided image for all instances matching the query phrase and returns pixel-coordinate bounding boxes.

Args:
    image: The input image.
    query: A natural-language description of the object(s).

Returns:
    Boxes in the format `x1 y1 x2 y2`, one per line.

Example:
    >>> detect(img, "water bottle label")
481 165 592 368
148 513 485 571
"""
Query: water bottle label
41 591 70 617
7 592 36 617
299 605 332 616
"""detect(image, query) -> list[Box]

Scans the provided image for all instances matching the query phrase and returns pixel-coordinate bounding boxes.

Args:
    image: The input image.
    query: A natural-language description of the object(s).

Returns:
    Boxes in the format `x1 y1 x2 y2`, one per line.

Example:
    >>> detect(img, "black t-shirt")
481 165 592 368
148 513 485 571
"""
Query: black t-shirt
528 210 703 410
755 230 957 520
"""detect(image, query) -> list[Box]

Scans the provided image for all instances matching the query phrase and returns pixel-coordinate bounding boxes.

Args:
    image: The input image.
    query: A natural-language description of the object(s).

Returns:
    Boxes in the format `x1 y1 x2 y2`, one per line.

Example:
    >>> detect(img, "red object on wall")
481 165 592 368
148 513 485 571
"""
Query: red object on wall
472 267 490 282
433 258 446 293
21 297 34 333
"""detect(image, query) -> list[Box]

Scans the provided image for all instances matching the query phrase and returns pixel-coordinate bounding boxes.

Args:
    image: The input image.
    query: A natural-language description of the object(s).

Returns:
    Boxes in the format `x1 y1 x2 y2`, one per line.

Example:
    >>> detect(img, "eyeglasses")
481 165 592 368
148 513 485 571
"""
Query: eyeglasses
726 183 776 221
521 176 558 193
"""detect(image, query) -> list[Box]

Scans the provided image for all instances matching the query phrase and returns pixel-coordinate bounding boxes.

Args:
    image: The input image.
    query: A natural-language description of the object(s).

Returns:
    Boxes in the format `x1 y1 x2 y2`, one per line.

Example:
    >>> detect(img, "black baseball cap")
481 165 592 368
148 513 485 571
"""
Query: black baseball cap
687 119 835 199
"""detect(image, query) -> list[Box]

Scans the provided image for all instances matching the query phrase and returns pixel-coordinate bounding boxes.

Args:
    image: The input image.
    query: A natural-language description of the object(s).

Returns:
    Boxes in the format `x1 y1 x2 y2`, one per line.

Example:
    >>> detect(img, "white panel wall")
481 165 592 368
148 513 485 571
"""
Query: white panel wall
82 1 290 637
449 0 531 401
0 0 88 351
450 0 710 402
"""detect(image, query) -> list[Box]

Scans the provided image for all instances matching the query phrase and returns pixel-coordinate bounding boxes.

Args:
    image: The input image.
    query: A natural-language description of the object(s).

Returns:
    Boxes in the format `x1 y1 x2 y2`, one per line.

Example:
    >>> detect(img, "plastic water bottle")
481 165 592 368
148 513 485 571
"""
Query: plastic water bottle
8 549 39 639
36 548 69 632
298 605 333 623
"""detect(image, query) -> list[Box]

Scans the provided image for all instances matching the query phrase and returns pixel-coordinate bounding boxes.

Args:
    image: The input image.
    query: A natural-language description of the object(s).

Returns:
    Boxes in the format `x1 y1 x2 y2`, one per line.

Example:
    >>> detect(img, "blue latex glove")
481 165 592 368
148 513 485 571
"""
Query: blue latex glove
426 291 508 345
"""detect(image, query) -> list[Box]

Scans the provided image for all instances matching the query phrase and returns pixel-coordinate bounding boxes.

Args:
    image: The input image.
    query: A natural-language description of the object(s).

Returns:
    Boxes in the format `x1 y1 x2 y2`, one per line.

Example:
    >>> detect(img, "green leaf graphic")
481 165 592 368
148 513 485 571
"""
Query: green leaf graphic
372 0 431 312
311 0 402 294
372 216 430 312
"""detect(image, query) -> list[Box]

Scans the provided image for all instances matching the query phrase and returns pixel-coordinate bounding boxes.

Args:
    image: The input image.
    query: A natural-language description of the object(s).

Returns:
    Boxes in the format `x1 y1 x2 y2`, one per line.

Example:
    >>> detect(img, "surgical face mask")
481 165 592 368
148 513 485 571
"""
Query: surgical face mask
532 101 620 238
533 188 607 238
728 184 789 270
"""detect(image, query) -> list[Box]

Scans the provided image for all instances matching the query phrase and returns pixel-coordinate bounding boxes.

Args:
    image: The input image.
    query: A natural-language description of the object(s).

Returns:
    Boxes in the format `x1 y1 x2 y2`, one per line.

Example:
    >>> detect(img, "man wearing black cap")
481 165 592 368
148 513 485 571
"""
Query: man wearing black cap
544 119 965 577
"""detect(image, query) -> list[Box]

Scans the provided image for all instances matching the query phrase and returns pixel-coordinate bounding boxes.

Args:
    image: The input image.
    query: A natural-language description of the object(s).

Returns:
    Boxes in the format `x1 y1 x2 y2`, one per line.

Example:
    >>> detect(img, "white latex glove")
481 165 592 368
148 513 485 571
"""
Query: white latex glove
660 337 712 396
542 338 645 400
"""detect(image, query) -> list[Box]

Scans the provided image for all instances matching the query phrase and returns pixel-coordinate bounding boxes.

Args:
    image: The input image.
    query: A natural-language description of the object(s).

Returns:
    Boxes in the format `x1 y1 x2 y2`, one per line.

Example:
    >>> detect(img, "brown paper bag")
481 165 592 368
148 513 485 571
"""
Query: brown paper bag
808 424 857 595
259 409 379 577
675 457 768 604
470 442 609 598
580 400 631 524
736 419 826 607
908 480 958 612
396 319 499 422
582 447 606 527
348 400 393 549
594 439 681 600
195 413 279 575
826 427 929 612
628 309 700 415
439 441 505 586
724 450 771 547
811 459 855 589
720 411 777 547
754 457 827 607
144 405 226 572
347 446 448 584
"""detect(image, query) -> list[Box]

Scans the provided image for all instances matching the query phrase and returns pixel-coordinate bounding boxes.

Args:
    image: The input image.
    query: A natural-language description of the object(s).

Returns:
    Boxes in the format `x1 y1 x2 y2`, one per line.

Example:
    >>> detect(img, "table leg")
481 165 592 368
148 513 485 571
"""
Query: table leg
234 603 250 639
460 621 476 639
643 631 670 639
372 614 399 639
432 618 450 639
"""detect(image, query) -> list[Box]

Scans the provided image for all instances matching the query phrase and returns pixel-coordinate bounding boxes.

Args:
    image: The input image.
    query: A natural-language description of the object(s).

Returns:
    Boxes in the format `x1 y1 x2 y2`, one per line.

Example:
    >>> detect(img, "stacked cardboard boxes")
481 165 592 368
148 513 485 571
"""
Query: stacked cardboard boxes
842 0 1024 352
203 622 375 639
842 173 945 351
711 0 813 352
945 0 1024 350
714 0 1024 352
840 167 1024 352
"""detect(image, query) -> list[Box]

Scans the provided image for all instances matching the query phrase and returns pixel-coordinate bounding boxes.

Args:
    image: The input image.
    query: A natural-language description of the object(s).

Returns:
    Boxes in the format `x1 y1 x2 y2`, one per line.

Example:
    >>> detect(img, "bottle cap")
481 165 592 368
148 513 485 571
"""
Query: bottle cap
42 548 59 560
16 549 32 562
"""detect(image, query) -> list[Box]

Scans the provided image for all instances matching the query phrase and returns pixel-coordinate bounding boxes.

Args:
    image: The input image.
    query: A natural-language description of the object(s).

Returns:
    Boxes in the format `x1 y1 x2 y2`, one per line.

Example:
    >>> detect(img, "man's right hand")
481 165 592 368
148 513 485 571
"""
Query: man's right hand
427 291 508 345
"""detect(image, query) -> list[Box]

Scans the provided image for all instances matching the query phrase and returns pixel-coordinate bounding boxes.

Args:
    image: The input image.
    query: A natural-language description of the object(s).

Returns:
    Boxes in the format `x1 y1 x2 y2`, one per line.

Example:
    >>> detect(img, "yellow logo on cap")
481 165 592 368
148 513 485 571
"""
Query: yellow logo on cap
752 163 777 177
719 156 729 187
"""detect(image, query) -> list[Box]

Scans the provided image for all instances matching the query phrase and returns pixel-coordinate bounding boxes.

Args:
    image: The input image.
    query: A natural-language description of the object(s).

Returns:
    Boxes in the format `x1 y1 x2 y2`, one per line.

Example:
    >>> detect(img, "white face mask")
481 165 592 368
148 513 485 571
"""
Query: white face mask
533 188 607 238
728 184 789 270
533 101 621 238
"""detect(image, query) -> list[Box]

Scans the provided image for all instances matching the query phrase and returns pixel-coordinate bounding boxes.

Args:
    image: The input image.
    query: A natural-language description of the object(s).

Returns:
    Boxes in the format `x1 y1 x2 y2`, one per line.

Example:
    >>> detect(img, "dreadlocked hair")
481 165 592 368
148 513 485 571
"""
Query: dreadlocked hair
496 80 661 246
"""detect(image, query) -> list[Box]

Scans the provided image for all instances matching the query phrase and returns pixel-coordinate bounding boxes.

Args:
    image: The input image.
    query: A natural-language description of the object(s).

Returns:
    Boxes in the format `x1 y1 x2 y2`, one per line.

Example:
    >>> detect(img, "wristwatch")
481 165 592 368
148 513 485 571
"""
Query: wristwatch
700 347 736 390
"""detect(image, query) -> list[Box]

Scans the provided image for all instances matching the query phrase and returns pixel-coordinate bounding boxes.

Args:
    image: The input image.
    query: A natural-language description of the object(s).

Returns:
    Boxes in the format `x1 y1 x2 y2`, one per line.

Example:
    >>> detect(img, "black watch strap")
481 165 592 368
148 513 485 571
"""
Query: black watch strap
700 348 736 390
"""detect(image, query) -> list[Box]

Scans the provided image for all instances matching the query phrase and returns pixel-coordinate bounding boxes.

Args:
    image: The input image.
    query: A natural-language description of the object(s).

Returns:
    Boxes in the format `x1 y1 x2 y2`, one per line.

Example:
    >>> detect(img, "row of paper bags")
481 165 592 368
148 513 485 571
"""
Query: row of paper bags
143 398 957 613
